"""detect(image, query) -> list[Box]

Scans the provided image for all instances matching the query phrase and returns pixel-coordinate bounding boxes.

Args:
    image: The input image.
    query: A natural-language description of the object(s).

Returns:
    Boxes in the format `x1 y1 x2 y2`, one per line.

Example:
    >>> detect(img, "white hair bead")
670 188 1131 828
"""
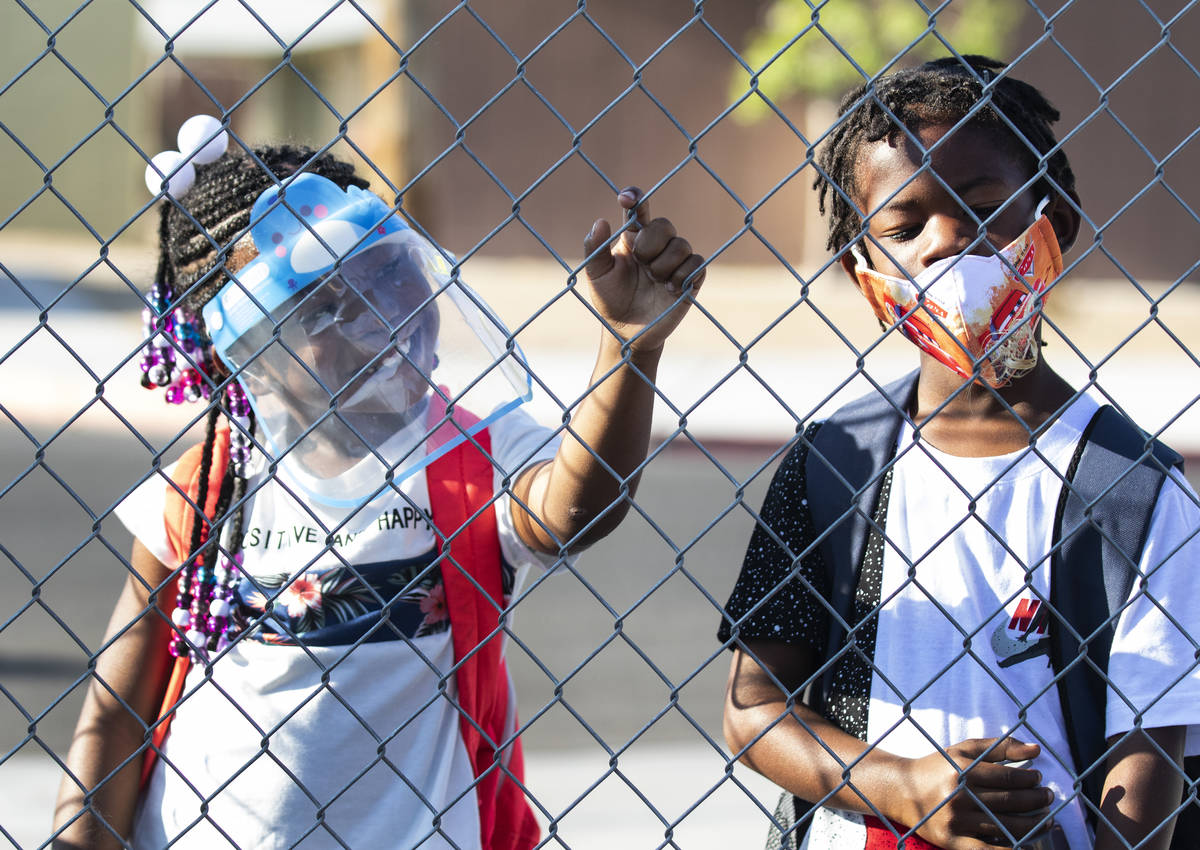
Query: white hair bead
177 114 228 165
144 150 195 198
144 115 229 199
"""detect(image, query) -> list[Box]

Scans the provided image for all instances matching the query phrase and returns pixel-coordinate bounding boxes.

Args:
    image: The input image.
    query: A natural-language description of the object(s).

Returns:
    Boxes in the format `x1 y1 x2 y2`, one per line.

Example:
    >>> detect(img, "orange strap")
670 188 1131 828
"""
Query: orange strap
140 656 189 788
140 421 230 790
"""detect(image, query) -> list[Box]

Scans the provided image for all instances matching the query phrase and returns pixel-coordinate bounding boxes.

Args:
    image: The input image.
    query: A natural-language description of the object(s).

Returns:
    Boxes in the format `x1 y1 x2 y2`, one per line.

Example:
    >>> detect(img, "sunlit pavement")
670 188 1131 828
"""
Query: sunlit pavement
7 745 782 849
3 252 1198 848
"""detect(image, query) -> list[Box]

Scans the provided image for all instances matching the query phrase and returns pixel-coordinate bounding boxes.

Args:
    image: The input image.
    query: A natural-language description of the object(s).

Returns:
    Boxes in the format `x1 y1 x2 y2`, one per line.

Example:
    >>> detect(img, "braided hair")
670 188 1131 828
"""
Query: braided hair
155 144 369 657
813 55 1077 253
158 144 368 312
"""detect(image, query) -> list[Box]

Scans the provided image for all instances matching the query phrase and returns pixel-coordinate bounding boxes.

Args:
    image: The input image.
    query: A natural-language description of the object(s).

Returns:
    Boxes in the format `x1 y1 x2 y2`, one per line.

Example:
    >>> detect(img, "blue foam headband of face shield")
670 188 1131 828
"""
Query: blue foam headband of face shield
202 173 412 356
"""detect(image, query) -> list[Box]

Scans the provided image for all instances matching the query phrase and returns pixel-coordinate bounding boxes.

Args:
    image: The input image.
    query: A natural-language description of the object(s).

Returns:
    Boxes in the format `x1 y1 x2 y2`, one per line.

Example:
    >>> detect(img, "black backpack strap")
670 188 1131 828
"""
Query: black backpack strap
785 370 915 845
807 370 919 665
1051 403 1184 826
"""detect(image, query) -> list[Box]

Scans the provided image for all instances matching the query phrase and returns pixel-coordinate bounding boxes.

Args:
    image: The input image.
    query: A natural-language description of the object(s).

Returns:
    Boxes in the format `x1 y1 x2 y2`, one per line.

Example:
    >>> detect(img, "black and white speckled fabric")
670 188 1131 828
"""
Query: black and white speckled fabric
763 791 801 850
718 422 831 654
823 468 892 741
718 421 894 741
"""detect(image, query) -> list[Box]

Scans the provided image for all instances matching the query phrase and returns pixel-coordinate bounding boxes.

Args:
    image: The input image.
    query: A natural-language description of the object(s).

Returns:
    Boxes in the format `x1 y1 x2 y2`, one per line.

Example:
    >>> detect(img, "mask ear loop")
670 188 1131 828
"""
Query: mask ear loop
1031 195 1054 353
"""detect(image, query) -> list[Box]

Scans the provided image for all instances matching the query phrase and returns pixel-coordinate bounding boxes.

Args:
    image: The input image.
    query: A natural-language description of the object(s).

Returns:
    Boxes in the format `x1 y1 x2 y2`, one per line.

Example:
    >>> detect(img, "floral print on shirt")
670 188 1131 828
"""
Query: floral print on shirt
233 548 515 646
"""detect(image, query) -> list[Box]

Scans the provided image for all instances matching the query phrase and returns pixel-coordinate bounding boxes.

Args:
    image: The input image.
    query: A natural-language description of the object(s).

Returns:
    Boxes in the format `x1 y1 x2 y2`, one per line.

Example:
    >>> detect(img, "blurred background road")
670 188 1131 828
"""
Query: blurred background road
2 251 1198 848
5 2 1200 846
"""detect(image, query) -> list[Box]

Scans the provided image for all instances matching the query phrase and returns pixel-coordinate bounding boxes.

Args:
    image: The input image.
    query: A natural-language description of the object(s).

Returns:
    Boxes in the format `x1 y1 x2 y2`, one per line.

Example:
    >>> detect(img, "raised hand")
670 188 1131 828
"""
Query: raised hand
582 186 705 355
508 188 706 554
902 737 1055 849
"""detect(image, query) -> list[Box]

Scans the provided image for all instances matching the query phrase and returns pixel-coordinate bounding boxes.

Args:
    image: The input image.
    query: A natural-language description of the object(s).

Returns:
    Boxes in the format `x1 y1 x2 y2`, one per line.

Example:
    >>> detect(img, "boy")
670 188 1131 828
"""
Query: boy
720 56 1200 850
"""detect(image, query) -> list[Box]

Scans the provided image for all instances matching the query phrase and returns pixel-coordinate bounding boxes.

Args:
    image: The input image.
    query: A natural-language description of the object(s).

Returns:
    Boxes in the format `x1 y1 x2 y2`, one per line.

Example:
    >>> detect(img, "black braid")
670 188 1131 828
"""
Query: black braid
203 462 237 564
153 200 173 301
202 409 249 560
814 55 1077 253
226 474 250 558
187 404 223 564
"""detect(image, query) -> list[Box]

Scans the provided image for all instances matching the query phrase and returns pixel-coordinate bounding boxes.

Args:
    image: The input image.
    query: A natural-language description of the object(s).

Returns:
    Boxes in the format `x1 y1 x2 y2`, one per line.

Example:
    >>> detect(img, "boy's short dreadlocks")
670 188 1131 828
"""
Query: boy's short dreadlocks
814 55 1077 253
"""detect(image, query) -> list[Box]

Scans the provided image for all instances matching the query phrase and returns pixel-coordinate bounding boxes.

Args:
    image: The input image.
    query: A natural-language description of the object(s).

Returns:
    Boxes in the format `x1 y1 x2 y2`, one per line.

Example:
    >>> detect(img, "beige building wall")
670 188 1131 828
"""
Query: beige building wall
3 2 1198 286
1009 5 1200 285
0 1 150 244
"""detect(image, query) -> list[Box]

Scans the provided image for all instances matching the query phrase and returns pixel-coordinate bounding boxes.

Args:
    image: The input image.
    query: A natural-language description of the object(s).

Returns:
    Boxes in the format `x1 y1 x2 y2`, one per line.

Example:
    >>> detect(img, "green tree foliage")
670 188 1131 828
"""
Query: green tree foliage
733 0 1023 120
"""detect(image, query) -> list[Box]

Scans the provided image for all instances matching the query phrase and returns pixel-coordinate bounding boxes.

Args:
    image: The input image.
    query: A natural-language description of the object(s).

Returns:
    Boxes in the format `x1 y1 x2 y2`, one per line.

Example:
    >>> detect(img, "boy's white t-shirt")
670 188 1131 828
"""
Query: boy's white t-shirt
806 392 1200 849
116 406 563 850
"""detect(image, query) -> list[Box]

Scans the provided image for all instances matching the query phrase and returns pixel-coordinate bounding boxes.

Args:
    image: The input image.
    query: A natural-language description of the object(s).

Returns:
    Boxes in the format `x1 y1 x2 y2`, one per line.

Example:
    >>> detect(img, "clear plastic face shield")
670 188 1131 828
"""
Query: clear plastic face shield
203 173 531 521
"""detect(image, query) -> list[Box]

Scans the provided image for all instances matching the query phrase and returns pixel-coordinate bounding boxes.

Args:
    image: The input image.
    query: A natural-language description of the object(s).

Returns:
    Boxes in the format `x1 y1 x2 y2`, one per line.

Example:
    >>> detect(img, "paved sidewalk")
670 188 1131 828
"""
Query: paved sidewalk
5 744 781 849
3 246 1198 850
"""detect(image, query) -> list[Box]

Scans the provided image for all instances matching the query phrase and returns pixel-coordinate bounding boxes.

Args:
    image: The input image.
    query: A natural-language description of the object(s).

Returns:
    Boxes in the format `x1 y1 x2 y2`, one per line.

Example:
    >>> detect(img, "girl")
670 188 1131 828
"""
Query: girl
720 56 1200 850
54 126 704 849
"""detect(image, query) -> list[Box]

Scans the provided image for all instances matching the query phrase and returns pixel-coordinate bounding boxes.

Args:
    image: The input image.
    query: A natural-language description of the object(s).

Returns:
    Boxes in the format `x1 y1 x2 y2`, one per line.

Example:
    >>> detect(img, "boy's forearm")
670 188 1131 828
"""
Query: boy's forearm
1094 726 1185 850
514 334 663 552
729 697 912 820
723 644 1056 849
723 646 912 825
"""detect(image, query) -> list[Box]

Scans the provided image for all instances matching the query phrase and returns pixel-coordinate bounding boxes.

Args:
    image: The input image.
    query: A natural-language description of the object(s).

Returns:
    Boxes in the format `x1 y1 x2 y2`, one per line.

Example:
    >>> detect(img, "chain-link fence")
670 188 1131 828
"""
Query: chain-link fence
3 1 1200 848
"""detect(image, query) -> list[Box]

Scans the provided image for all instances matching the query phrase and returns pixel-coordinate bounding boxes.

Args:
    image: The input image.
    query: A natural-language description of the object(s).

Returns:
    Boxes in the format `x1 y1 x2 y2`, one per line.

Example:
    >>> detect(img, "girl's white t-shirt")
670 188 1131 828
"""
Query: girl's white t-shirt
807 392 1200 849
115 407 563 850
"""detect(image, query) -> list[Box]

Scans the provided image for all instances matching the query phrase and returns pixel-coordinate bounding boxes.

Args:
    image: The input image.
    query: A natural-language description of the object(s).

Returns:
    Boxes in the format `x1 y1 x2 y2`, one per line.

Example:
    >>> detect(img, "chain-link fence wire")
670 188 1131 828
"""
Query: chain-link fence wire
3 1 1200 848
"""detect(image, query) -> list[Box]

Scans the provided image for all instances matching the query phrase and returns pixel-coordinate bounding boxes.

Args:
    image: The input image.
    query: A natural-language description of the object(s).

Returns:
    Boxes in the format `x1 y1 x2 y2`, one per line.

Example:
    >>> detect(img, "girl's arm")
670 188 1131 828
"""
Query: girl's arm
53 540 175 850
724 639 1056 850
510 187 704 554
1094 726 1185 850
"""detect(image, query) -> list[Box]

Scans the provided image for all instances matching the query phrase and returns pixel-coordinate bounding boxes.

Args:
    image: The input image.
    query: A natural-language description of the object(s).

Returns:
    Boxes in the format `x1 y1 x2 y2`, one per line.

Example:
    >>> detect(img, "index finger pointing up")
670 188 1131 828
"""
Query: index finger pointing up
618 186 649 234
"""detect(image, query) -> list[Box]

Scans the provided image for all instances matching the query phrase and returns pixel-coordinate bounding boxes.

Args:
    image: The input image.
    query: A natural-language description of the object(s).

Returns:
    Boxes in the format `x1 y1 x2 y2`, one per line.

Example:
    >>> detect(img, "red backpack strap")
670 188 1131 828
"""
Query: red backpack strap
426 429 539 850
863 816 943 849
141 421 231 790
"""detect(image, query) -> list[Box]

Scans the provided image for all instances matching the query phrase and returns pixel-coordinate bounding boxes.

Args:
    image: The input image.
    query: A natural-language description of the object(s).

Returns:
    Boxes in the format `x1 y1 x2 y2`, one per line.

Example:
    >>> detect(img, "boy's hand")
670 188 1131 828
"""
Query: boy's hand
582 187 705 356
902 737 1055 849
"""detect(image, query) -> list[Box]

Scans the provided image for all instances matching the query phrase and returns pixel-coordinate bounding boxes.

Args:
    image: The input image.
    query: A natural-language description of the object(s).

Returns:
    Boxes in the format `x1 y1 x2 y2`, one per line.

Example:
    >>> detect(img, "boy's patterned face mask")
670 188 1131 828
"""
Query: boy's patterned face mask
851 199 1064 388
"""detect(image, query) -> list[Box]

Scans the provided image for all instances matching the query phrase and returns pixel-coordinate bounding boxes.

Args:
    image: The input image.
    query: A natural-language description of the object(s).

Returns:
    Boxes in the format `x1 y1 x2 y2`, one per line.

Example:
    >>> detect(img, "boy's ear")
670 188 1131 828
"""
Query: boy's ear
1048 190 1082 253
